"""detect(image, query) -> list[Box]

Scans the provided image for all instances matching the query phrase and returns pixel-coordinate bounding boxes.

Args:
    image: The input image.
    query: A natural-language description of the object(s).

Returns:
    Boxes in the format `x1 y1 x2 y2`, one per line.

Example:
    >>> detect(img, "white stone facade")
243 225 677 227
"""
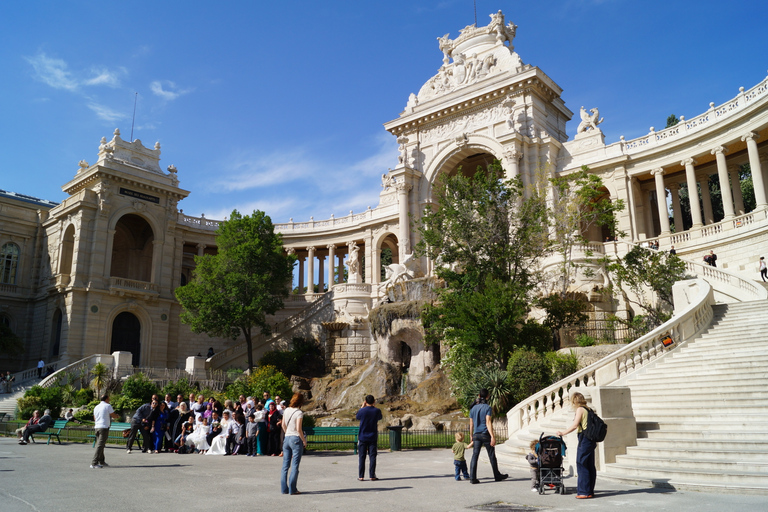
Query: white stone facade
2 11 768 374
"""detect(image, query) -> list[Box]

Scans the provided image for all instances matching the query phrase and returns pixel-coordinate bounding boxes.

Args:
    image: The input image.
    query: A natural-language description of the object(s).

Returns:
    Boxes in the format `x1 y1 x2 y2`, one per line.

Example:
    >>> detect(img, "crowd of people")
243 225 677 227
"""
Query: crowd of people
125 391 290 457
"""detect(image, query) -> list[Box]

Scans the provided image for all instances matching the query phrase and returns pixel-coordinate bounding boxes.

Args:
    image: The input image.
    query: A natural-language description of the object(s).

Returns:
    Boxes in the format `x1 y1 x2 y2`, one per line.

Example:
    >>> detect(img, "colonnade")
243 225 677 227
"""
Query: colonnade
644 131 768 237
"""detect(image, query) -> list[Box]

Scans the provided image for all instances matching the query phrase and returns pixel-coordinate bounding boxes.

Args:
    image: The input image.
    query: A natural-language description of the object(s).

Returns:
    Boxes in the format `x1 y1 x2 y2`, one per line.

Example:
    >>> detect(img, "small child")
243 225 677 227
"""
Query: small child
246 413 259 456
451 432 473 481
526 439 539 491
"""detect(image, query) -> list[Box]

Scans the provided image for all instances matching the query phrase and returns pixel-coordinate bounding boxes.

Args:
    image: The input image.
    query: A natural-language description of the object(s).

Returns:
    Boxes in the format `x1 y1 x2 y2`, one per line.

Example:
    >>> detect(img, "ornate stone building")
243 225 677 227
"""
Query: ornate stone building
2 11 767 378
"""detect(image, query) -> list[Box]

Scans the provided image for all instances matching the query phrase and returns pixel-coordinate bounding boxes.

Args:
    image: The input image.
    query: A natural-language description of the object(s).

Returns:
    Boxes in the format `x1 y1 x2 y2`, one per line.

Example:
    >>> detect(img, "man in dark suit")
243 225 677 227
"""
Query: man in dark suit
20 409 52 444
126 401 153 453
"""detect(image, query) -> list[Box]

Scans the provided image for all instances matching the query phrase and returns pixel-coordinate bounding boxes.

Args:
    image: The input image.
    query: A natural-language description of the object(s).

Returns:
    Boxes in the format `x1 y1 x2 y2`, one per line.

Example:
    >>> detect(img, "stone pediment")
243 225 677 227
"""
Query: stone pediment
405 11 526 112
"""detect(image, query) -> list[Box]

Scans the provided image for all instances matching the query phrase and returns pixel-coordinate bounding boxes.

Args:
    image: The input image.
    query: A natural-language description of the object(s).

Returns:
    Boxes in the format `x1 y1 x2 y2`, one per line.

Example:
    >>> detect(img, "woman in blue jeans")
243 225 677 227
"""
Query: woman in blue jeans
280 393 307 495
557 392 596 499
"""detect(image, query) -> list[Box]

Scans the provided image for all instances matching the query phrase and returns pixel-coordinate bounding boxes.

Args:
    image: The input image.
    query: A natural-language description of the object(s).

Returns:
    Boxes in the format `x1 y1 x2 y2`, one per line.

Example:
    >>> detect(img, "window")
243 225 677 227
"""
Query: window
1 242 20 284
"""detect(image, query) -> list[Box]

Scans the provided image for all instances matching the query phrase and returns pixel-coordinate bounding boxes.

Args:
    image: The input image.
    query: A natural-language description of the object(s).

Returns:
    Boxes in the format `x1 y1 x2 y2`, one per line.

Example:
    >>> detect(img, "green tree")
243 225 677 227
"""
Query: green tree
607 245 687 329
416 162 549 400
176 210 295 371
90 362 109 399
666 114 680 128
224 365 292 400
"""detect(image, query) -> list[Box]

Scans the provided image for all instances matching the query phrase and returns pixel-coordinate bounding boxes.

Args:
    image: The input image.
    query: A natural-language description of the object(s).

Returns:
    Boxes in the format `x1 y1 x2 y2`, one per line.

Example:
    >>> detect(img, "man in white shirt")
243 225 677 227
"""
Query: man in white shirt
92 394 118 469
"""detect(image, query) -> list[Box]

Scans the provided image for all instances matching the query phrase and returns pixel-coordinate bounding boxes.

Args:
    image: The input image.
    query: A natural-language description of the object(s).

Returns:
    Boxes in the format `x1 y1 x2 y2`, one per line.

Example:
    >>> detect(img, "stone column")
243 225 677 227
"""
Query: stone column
317 255 325 293
327 244 336 288
728 165 744 215
682 158 703 228
743 132 768 210
503 147 521 182
396 182 413 258
196 243 206 257
305 247 315 295
668 183 684 233
651 168 670 235
297 255 305 293
712 146 735 220
699 175 714 224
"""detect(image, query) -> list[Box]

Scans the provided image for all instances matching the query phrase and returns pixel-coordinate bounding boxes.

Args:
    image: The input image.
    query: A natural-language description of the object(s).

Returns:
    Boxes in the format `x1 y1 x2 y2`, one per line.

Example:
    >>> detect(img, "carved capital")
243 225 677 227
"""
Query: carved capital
306 246 316 253
395 182 413 193
286 247 295 255
741 131 759 144
503 148 522 162
680 157 697 168
711 145 728 156
327 244 336 251
196 243 207 250
668 182 680 191
727 164 741 174
651 168 665 177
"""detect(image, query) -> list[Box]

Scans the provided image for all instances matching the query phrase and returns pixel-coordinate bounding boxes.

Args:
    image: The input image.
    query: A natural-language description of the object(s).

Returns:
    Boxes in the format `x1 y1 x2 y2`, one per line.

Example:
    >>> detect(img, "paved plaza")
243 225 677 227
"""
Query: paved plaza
0 438 764 512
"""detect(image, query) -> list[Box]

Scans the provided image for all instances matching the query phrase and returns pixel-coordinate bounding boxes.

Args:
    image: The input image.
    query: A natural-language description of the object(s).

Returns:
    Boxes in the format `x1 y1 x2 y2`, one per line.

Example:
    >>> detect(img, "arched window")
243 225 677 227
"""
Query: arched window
1 242 20 284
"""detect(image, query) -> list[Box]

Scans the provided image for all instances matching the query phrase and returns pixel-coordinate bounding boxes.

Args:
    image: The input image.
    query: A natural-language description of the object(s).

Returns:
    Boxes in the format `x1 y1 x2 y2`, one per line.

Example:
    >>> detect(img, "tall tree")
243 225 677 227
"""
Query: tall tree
416 162 549 399
176 210 295 370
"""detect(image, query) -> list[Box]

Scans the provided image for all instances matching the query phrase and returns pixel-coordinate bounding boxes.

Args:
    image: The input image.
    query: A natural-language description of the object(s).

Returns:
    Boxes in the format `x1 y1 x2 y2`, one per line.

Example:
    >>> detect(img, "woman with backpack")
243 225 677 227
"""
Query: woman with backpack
557 392 596 499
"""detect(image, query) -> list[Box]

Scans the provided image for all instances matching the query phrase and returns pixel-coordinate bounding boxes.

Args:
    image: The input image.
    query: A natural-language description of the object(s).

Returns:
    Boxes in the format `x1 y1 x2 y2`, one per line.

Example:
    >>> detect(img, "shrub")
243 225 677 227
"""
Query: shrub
576 334 596 347
507 349 551 405
73 388 94 407
161 378 197 400
302 413 316 429
225 365 292 401
459 366 513 417
121 373 158 402
17 385 64 419
518 320 554 353
74 400 99 422
110 393 144 413
546 351 579 382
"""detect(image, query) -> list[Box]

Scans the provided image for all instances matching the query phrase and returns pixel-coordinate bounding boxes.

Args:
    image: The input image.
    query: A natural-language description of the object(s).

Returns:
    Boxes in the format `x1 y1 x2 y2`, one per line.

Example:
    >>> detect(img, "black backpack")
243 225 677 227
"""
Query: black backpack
584 407 607 443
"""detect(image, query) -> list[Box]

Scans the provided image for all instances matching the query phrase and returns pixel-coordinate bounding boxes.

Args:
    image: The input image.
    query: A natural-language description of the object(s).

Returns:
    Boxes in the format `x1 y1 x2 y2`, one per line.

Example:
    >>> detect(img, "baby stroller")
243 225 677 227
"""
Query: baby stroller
535 433 567 495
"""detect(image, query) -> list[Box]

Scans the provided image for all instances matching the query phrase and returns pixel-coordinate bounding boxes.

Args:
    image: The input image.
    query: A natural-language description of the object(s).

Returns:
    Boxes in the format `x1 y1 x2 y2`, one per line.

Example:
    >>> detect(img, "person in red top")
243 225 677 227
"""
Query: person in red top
15 410 40 441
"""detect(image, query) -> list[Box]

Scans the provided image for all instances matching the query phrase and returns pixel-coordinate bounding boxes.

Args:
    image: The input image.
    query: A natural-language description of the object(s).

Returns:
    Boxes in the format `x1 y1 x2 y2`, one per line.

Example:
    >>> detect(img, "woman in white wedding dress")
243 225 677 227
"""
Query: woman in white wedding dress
206 411 231 455
186 416 210 453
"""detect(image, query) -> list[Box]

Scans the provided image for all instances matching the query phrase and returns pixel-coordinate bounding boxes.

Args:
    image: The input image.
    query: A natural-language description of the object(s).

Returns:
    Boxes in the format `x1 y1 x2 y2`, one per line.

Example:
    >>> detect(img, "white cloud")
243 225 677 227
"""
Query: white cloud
87 103 128 123
150 80 191 101
25 53 78 91
26 53 125 91
83 67 125 87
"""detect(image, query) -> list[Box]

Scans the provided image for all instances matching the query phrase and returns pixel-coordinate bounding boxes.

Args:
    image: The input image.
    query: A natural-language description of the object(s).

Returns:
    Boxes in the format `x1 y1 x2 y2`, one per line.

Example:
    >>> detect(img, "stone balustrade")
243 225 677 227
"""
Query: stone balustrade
616 75 768 155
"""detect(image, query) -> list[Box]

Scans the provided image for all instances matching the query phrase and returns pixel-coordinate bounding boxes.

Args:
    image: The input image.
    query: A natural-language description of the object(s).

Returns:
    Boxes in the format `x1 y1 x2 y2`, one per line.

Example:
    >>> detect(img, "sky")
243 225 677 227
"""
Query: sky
1 1 767 224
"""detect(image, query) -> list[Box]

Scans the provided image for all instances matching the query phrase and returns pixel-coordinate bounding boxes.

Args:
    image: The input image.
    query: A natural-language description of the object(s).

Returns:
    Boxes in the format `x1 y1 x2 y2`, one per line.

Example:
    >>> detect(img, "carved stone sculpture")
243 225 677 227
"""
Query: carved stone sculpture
397 135 409 165
577 106 604 133
347 243 361 282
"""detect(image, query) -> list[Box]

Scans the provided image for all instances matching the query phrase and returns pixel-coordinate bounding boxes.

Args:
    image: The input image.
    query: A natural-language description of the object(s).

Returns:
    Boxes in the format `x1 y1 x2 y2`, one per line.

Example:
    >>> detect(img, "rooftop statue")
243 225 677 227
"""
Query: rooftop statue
577 106 604 133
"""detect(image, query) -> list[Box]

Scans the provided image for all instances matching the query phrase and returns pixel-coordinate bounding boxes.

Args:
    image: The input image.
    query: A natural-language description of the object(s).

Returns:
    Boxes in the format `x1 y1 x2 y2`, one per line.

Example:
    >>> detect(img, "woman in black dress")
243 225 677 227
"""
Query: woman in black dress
265 402 282 456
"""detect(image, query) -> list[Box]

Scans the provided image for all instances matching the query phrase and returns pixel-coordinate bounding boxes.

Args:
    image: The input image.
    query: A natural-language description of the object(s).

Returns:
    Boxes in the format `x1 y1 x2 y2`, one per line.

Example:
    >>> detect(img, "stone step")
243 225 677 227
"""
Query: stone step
603 463 768 486
613 454 768 473
634 413 768 424
670 347 768 360
636 419 768 431
630 389 768 400
631 368 768 382
675 343 768 356
640 429 768 440
632 401 768 412
639 360 768 372
630 439 768 454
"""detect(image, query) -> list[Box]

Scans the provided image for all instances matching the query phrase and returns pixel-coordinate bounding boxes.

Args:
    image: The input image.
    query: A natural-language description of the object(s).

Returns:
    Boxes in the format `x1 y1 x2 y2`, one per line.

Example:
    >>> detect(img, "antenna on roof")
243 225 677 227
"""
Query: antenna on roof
473 0 477 26
130 92 138 141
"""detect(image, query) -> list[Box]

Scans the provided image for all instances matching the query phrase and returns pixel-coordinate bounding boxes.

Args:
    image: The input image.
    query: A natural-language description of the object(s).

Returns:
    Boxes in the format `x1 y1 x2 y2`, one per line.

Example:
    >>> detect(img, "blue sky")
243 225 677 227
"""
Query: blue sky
1 1 766 224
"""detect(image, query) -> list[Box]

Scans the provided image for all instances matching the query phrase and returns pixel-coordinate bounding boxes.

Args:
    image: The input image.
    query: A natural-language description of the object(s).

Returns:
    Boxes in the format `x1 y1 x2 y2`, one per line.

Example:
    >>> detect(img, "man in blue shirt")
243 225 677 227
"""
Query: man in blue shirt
356 394 383 481
469 389 508 484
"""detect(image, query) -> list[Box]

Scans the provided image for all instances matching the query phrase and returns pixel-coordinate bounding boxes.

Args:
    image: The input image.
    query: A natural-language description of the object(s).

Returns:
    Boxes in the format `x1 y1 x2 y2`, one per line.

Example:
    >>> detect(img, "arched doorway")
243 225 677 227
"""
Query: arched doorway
110 312 141 366
110 214 154 282
445 152 497 179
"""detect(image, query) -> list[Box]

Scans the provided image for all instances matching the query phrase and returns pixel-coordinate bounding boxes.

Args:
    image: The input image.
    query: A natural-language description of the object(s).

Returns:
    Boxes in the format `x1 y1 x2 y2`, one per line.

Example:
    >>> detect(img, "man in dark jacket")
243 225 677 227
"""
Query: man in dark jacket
126 401 153 453
20 409 53 444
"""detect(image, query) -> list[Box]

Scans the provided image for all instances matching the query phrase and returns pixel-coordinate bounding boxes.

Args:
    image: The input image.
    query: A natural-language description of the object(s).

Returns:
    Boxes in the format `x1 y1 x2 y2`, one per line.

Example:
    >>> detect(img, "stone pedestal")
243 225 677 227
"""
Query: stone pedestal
185 356 207 381
111 351 133 379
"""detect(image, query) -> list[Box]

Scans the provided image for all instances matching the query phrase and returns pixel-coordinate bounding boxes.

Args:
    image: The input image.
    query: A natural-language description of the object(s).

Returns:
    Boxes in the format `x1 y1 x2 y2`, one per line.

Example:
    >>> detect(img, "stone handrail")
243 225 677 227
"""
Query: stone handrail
614 74 768 154
644 209 768 248
11 359 64 387
176 212 221 231
274 204 398 234
507 278 715 437
206 292 334 370
38 355 109 389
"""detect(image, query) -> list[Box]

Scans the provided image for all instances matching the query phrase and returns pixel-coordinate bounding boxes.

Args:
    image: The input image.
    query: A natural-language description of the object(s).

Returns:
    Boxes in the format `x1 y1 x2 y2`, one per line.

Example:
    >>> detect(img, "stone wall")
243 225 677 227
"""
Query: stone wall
325 327 374 375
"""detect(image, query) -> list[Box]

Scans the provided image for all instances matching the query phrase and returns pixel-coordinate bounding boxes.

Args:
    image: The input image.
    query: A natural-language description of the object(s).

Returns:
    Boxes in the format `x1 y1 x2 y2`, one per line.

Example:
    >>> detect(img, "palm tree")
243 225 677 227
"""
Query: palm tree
90 362 109 398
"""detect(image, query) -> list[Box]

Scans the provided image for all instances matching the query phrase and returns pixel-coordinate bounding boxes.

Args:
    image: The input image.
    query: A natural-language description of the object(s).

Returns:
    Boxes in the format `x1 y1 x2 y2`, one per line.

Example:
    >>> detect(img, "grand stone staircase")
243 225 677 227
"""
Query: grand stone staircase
602 301 768 493
497 299 768 494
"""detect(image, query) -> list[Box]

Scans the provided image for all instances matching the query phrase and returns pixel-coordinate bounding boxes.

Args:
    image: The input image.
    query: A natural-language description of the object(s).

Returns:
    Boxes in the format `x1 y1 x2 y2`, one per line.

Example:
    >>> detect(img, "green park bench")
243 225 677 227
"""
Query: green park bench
303 426 359 454
87 422 139 447
29 419 69 445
